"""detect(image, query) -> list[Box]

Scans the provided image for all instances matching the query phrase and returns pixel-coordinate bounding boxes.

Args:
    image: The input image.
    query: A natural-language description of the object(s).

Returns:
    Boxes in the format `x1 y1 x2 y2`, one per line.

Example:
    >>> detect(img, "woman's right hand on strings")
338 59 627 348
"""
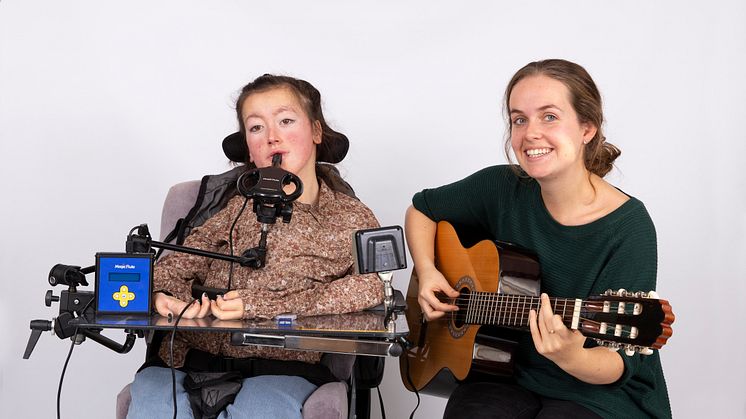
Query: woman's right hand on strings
417 265 459 321
405 205 460 321
154 292 211 319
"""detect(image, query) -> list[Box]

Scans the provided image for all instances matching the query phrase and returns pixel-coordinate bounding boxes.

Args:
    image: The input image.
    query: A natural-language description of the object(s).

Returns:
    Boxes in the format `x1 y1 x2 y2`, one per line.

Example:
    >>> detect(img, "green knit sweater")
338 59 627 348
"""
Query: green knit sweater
412 165 671 419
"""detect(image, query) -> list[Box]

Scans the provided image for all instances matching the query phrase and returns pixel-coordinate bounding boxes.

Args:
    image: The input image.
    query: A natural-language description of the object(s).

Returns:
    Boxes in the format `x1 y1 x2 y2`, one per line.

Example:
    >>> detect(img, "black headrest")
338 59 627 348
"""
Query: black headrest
221 131 349 164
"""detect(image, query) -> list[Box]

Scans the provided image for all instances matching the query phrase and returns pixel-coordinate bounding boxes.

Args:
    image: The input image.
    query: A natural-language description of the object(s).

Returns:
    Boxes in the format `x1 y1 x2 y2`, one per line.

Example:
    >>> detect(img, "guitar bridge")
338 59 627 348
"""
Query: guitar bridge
470 329 517 377
473 342 511 363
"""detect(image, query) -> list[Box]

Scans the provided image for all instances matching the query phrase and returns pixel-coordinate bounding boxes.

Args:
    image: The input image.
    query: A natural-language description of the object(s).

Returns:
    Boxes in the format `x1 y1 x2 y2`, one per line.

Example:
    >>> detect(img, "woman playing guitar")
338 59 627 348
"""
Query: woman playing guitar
405 59 671 418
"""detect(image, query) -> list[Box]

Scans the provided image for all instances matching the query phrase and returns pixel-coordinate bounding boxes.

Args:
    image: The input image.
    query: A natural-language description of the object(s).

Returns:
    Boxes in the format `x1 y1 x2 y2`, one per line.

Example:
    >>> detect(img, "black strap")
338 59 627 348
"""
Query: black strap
184 371 243 419
155 218 184 260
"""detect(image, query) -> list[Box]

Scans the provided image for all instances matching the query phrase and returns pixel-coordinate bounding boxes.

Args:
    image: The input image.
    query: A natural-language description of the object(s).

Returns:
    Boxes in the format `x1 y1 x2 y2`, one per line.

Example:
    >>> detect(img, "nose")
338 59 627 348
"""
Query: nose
267 126 280 144
525 119 541 140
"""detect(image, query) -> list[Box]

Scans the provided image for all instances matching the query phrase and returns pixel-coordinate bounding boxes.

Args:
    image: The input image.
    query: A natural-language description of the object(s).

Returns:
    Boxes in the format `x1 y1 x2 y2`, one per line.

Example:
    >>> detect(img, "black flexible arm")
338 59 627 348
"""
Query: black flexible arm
79 329 137 354
131 235 263 268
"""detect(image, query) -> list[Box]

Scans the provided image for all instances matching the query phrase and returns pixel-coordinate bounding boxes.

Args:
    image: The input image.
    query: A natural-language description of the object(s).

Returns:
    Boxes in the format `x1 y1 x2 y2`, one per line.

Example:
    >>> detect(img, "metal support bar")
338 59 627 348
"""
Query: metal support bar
230 333 402 357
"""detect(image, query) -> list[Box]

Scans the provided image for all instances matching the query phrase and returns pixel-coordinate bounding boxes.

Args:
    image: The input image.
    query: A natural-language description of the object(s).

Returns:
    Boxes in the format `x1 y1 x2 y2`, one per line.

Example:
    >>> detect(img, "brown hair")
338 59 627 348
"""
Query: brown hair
503 59 620 177
232 74 349 165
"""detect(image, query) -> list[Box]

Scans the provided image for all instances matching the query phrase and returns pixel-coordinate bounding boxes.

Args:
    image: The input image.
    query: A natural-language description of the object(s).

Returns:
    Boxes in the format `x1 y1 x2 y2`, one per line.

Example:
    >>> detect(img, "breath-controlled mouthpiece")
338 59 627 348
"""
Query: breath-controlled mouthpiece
236 153 303 224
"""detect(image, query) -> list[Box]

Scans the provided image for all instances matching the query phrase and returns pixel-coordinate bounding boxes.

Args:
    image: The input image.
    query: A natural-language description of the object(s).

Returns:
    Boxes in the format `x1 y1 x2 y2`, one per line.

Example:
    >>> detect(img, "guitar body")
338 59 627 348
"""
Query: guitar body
400 221 541 395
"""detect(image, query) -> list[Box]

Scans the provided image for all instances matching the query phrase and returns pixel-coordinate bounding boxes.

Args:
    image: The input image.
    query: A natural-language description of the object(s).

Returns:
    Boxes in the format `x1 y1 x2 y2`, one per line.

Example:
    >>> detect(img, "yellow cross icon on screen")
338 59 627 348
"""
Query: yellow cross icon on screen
113 285 136 308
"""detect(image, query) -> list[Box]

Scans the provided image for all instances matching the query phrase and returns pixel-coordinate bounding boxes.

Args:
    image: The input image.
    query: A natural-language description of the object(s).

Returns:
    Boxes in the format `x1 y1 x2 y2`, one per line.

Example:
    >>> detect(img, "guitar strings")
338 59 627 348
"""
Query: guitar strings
449 314 636 338
442 294 640 337
446 310 637 337
445 294 631 311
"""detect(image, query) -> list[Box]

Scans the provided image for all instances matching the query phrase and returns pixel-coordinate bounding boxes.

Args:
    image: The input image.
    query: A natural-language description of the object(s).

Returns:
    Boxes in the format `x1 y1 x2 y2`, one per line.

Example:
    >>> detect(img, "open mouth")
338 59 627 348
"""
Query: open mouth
526 148 552 158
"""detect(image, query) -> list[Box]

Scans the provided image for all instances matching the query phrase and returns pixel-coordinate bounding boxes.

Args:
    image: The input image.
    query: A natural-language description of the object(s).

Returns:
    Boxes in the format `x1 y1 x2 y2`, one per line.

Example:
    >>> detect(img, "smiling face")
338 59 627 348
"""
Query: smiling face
509 75 597 182
241 86 322 182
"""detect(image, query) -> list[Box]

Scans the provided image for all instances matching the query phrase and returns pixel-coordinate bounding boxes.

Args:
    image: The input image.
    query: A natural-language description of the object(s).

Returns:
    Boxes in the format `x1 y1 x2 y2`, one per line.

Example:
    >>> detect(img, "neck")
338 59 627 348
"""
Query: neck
538 168 597 225
296 170 320 205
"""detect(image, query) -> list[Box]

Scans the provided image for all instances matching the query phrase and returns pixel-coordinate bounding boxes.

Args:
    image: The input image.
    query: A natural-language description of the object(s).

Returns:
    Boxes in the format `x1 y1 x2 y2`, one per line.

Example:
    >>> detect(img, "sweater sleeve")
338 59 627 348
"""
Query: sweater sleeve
152 197 239 302
412 166 514 232
236 269 384 319
592 201 659 388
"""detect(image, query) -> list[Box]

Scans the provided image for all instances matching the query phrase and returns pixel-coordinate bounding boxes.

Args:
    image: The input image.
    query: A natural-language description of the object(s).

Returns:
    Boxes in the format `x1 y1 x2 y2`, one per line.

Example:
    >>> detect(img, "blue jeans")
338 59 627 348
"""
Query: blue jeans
127 366 318 419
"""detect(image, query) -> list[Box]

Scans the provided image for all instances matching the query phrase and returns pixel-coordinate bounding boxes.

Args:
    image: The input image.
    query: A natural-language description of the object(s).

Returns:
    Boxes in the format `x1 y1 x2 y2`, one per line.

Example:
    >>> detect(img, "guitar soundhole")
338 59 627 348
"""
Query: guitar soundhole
452 287 470 329
448 276 475 339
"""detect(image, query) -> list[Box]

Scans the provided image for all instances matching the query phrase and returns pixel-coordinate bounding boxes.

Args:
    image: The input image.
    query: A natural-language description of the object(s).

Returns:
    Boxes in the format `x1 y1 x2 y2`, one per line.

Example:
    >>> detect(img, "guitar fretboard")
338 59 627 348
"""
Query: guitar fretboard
448 293 582 329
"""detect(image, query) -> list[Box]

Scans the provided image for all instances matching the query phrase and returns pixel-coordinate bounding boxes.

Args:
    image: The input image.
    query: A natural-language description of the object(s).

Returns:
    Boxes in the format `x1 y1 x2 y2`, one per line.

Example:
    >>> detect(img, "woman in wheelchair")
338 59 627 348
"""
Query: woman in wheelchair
127 74 383 419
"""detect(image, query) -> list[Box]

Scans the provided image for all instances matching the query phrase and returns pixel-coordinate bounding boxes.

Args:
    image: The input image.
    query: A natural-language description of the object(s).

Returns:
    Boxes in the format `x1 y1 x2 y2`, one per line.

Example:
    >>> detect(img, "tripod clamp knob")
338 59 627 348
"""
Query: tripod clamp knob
45 290 59 307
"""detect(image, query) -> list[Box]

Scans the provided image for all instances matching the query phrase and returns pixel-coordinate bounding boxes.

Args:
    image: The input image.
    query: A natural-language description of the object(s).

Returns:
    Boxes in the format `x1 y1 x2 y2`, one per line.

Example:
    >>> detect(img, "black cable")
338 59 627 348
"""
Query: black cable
403 354 420 419
164 196 247 417
376 385 386 419
227 196 250 290
56 295 95 419
169 299 198 419
57 327 79 419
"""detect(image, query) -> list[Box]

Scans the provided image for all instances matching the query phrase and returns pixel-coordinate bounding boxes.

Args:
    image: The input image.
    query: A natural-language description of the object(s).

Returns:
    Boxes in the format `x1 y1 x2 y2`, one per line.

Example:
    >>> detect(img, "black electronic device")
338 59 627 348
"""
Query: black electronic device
237 153 303 224
191 284 228 300
95 252 154 315
353 225 407 274
353 225 408 327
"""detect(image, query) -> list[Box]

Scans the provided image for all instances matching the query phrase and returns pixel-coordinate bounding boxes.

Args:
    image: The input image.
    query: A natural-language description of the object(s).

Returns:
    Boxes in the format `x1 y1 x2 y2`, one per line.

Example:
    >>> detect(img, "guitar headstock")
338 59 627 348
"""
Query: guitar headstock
579 289 675 356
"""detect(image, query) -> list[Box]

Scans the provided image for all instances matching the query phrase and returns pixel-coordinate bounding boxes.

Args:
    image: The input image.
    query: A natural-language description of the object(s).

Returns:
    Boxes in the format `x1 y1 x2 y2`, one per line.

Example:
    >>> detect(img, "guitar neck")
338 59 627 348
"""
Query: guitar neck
451 292 584 330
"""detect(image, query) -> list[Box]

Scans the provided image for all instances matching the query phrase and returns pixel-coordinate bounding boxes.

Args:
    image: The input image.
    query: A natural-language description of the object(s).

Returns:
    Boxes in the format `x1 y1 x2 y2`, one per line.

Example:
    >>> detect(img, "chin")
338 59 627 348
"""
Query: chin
518 163 552 181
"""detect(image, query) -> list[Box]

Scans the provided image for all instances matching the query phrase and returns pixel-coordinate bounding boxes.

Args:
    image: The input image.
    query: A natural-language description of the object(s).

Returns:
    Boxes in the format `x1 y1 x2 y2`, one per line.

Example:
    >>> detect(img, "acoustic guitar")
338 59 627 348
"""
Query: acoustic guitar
400 221 675 395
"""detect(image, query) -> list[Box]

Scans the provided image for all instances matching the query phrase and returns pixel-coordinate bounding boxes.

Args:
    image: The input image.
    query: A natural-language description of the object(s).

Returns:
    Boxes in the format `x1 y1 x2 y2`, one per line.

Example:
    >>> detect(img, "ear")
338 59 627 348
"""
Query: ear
582 122 598 144
313 120 322 144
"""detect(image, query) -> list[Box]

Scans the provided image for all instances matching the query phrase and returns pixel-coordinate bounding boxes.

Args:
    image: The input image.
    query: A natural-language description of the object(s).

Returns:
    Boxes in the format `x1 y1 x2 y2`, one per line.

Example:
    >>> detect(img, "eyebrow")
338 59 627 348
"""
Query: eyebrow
243 105 298 122
509 104 562 114
273 105 297 116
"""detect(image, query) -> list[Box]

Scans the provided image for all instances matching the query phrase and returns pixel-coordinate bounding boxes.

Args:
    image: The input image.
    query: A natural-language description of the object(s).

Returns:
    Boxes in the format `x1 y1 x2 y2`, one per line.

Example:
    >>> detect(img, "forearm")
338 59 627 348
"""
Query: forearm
558 346 625 385
304 272 383 315
239 272 383 319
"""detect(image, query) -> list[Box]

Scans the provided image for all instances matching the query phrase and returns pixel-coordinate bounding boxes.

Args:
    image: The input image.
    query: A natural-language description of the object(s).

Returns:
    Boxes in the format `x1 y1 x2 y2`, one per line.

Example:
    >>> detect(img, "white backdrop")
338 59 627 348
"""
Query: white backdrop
1 1 745 418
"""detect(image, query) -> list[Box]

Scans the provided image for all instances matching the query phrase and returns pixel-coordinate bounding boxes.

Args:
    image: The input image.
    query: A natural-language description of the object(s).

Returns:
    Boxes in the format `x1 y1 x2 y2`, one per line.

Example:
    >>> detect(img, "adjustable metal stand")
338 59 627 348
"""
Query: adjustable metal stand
377 271 398 332
24 267 138 359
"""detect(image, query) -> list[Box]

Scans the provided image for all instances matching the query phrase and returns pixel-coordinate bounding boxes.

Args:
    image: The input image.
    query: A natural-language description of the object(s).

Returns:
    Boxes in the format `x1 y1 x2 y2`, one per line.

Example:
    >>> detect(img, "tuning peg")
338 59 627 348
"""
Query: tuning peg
623 346 655 356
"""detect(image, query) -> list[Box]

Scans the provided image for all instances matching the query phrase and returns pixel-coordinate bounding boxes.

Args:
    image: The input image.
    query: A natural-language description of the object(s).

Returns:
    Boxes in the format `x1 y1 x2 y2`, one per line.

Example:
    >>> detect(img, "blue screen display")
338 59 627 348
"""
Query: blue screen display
109 272 140 282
